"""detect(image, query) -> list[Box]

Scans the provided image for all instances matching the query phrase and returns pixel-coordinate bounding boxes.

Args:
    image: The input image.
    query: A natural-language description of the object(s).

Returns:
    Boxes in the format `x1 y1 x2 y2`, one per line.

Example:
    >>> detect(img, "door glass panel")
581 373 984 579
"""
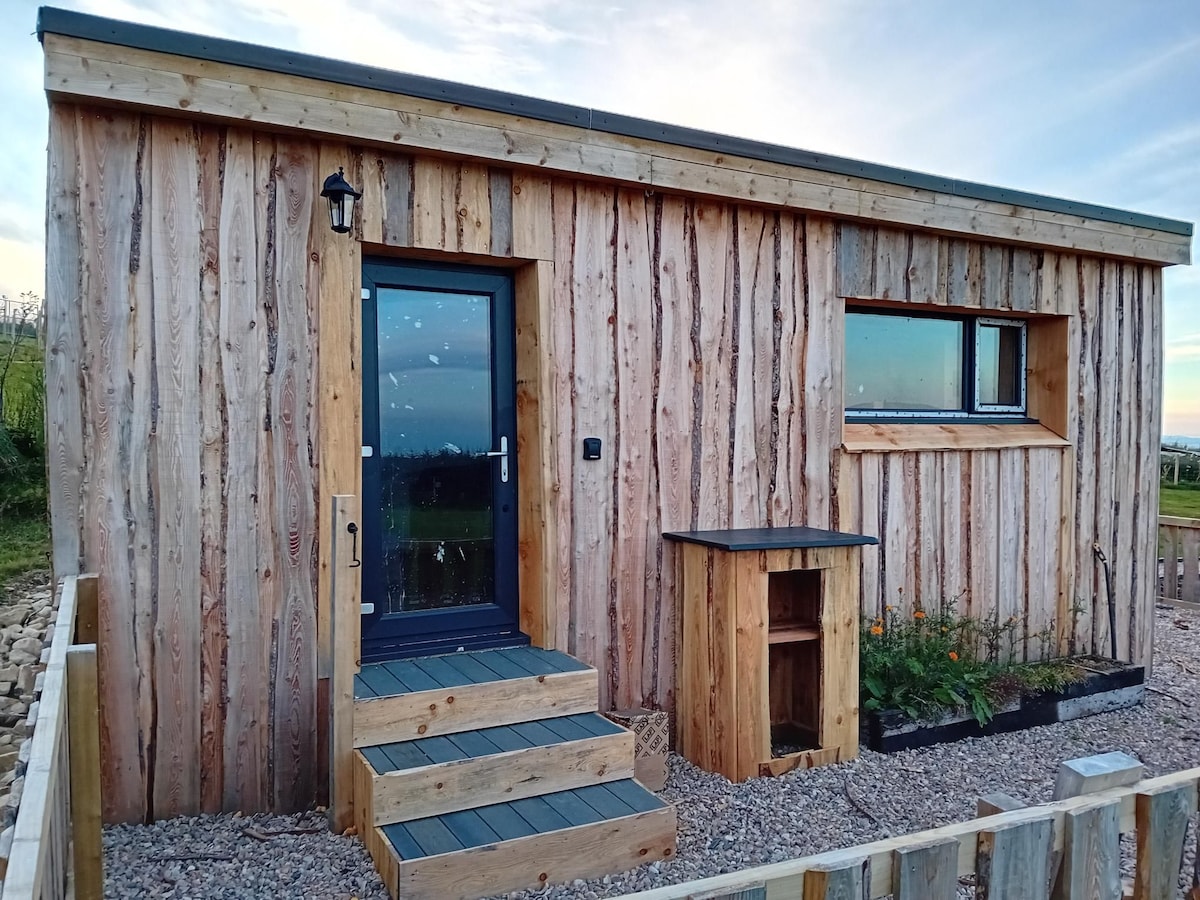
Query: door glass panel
375 287 494 613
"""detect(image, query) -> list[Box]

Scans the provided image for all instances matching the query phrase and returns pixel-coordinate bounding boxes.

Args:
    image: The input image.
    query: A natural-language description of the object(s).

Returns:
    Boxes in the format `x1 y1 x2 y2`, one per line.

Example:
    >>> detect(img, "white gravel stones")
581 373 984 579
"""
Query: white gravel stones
98 605 1200 899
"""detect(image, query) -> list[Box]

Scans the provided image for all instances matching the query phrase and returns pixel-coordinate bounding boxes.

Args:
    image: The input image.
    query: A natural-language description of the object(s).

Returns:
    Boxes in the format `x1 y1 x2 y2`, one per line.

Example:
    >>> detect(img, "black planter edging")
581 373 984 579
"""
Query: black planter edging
863 659 1146 753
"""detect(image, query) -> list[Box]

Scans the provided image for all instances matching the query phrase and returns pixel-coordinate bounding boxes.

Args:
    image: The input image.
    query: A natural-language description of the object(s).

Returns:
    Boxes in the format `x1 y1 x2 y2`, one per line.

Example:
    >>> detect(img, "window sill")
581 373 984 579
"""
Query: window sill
842 422 1070 453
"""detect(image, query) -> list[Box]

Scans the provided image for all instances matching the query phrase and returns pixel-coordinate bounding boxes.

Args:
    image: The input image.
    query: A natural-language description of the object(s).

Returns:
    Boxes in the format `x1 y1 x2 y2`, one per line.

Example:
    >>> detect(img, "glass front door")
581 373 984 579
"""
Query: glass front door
361 261 521 660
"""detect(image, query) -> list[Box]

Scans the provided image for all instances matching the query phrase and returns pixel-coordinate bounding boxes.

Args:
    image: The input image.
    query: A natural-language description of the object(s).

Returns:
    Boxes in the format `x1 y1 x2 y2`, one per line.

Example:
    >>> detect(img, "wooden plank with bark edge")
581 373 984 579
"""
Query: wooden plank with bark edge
1133 782 1198 900
570 183 617 703
613 188 654 708
76 109 146 824
758 746 844 777
694 200 732 532
804 859 870 899
196 123 227 814
515 260 558 649
733 552 768 781
369 731 634 825
488 167 513 255
805 217 839 529
329 495 361 834
386 806 676 900
45 103 84 580
606 769 1200 900
1053 800 1120 900
353 669 599 747
455 161 492 253
976 817 1055 900
268 136 321 814
893 839 958 900
511 172 554 259
67 642 104 900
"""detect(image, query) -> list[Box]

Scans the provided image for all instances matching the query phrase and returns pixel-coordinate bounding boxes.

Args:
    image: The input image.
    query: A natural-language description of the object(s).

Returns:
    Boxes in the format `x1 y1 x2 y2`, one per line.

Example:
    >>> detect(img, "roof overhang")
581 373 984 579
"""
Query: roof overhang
36 6 1193 266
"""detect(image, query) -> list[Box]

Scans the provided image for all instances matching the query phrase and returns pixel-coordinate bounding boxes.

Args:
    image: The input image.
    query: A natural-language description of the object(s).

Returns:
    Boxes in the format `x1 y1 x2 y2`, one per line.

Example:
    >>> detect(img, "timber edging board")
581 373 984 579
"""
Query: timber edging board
865 661 1145 753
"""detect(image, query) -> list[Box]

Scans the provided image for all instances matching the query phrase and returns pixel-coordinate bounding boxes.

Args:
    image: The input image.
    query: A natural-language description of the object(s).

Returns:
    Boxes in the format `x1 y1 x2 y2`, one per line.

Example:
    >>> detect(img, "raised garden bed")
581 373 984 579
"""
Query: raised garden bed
864 657 1145 753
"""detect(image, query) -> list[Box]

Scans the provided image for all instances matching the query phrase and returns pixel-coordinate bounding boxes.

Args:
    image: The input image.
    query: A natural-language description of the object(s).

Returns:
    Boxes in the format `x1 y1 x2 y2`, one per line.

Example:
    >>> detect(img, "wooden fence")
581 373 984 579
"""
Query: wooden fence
2 575 103 900
1160 515 1200 611
617 764 1200 900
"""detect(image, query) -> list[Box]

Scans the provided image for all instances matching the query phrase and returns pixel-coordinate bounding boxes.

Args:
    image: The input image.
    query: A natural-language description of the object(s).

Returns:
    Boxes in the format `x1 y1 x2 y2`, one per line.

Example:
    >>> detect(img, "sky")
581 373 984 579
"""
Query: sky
2 0 1198 434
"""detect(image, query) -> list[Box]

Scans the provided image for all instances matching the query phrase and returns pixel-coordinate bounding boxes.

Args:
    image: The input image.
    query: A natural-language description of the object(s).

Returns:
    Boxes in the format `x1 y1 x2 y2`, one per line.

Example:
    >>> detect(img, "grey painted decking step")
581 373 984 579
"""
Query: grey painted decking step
380 779 667 859
354 647 590 701
361 713 625 773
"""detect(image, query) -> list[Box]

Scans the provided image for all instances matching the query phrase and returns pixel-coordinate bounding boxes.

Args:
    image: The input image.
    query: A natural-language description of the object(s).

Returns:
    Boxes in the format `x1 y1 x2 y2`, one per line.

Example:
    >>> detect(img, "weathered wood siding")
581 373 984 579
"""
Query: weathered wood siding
835 224 1162 667
47 102 1165 817
45 105 355 822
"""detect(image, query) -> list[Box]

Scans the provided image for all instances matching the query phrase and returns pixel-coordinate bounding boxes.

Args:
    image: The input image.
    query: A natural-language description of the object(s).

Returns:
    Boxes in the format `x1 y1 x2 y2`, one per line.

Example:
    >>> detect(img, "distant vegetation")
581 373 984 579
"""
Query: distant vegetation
0 294 49 581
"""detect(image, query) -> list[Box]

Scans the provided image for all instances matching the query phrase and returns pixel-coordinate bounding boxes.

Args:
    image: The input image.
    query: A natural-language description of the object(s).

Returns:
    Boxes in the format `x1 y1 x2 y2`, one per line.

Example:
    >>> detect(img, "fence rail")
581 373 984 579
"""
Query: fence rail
1160 515 1200 611
2 575 102 900
617 764 1200 899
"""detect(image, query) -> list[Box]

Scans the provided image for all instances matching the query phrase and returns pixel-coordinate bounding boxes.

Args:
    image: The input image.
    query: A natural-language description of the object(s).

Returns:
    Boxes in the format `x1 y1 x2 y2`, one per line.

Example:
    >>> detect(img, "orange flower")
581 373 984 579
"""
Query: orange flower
913 610 927 620
940 626 949 633
870 625 884 636
885 605 895 612
948 651 959 661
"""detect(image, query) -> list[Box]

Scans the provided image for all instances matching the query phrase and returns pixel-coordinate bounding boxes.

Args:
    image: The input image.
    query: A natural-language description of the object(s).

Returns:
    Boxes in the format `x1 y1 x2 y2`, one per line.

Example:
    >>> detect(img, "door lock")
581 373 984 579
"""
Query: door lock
485 435 509 483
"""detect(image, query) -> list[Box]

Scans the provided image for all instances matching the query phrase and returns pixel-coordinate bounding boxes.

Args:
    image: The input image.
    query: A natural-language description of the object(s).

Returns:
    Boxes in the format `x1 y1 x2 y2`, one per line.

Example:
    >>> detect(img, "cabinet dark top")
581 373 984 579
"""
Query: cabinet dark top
662 526 879 552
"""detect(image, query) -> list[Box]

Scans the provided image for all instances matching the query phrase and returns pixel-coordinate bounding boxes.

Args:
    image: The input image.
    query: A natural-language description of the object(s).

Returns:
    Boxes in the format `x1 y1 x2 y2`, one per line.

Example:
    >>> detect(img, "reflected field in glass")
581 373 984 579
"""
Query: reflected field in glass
374 287 495 613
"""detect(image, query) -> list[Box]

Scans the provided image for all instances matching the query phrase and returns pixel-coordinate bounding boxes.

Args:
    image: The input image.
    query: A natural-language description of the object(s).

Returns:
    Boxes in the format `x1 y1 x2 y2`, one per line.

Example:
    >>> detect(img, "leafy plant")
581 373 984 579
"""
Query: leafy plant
860 602 1081 726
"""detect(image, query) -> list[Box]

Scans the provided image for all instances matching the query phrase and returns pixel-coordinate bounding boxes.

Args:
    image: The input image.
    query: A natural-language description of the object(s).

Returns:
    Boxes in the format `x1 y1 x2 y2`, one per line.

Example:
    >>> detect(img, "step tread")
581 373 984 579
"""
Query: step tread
379 779 667 860
355 648 590 700
362 713 624 773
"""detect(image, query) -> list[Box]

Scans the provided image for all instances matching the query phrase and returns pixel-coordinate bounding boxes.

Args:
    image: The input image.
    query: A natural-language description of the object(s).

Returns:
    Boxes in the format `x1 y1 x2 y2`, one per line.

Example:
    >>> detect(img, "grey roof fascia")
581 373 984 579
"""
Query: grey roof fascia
36 6 1193 239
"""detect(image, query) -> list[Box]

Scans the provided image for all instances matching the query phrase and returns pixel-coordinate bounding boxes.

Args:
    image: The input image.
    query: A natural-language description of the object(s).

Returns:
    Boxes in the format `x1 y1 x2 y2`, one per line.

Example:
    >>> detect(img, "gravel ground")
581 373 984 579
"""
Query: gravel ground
104 605 1200 899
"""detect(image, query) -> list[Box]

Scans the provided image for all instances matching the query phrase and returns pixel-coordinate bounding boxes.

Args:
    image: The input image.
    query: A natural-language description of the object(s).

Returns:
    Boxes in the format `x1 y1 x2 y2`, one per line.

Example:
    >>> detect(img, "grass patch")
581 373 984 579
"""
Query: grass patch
0 511 50 583
1160 485 1200 519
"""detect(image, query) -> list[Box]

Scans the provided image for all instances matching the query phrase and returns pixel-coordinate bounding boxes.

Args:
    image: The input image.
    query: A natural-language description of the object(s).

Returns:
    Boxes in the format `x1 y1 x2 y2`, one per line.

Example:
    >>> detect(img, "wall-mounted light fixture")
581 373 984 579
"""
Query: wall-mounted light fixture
320 167 362 234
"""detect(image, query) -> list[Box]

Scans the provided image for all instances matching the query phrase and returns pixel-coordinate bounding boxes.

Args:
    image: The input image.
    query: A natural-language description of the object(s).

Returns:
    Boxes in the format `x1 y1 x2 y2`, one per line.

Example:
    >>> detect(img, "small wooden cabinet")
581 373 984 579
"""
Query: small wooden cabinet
665 527 877 782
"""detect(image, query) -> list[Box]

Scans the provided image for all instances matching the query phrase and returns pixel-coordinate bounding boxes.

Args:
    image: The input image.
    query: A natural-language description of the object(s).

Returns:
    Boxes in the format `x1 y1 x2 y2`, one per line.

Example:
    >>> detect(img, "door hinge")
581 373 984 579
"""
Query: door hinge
360 602 375 615
362 446 374 458
361 288 371 300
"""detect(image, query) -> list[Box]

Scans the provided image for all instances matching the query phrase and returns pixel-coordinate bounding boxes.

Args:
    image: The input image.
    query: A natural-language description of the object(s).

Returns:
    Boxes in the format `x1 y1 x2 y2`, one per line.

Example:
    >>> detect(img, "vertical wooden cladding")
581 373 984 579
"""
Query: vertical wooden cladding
541 187 841 713
836 222 1163 667
45 104 344 821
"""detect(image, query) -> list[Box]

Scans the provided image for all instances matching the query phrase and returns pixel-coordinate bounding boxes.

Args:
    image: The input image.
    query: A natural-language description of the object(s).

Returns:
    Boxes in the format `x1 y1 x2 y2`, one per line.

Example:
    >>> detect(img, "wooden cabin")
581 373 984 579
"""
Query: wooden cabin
37 6 1191 897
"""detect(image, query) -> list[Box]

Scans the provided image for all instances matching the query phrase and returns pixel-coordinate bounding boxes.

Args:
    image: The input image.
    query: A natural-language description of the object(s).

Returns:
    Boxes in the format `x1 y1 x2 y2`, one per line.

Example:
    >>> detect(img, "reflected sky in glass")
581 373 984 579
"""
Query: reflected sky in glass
846 313 963 411
376 288 491 457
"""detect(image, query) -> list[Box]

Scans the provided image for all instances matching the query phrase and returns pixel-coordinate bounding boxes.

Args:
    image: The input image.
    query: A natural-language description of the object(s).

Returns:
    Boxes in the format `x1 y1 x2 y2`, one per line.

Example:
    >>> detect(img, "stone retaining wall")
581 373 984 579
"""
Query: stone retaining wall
0 579 54 881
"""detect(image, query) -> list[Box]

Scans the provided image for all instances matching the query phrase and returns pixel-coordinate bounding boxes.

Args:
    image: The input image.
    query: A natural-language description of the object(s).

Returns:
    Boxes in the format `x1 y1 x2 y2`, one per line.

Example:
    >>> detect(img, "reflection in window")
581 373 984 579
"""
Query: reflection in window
845 313 964 411
845 309 1027 418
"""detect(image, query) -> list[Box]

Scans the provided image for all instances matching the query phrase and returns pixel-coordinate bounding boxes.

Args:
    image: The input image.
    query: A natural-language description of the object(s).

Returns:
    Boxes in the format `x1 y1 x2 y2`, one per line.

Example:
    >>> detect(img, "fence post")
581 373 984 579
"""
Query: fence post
67 643 103 900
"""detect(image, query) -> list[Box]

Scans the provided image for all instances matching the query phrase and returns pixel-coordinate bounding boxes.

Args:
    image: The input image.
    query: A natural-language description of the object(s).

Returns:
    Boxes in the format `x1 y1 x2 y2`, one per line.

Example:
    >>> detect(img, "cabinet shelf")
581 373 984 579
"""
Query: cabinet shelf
767 625 820 644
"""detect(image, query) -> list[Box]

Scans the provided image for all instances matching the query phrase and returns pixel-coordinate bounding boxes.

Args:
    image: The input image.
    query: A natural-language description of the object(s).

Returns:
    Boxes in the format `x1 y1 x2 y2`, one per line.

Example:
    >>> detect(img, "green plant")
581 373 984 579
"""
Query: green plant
860 603 1081 726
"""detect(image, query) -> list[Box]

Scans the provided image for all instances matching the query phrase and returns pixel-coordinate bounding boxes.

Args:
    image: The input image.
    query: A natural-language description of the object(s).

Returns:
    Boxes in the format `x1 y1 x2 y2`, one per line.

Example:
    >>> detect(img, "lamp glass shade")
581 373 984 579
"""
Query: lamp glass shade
320 167 361 234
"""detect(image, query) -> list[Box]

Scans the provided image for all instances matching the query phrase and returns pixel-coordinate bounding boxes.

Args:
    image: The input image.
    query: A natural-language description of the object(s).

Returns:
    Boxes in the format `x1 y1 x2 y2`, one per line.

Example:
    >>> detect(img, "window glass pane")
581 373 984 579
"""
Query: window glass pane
977 323 1022 407
845 313 963 411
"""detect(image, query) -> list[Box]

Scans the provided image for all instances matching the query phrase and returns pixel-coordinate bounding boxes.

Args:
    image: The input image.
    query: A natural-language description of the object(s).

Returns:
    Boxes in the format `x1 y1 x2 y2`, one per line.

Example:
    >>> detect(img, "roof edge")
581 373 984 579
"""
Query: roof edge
35 6 1194 240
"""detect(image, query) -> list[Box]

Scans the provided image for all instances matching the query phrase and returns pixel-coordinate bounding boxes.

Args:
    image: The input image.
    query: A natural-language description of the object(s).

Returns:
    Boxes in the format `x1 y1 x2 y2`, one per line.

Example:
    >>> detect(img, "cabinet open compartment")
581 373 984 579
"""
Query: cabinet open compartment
768 640 821 755
767 569 822 644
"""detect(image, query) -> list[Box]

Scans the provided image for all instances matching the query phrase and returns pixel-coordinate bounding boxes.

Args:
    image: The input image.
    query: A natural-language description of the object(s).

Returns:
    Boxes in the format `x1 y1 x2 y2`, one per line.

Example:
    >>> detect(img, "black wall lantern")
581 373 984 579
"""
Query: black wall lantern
321 167 362 234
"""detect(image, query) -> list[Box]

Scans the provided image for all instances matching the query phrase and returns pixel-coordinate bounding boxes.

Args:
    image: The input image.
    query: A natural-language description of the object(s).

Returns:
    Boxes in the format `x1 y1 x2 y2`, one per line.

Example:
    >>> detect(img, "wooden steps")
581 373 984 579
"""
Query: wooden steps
352 647 676 900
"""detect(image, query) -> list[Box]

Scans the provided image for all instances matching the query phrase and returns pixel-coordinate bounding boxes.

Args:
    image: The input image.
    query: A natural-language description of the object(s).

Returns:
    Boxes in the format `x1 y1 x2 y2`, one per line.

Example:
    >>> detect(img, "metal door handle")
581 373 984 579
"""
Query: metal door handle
485 435 509 482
